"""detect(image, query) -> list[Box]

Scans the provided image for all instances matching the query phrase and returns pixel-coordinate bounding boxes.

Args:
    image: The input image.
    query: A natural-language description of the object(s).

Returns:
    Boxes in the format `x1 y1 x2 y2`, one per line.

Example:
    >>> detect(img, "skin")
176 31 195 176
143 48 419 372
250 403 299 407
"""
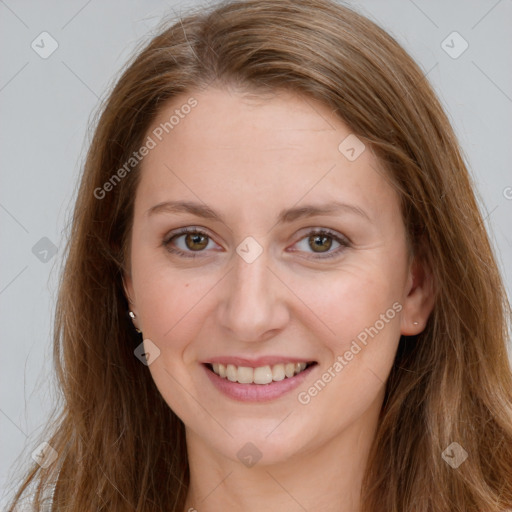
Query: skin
123 86 434 512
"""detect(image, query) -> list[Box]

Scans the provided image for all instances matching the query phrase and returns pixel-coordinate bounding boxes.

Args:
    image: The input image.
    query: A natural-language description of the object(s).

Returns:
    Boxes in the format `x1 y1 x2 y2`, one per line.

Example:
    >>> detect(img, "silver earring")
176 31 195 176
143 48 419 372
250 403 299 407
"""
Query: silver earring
128 311 142 333
413 321 419 325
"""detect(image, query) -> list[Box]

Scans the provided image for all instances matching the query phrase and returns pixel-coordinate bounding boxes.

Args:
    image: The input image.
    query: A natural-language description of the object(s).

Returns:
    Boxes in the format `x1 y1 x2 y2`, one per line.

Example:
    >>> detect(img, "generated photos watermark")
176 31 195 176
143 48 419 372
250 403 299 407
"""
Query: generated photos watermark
94 97 197 200
297 301 403 405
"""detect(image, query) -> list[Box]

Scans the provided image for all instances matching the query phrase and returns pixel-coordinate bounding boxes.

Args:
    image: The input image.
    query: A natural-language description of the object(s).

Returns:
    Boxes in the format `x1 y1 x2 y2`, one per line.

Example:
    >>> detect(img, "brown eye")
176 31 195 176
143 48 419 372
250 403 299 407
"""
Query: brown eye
308 234 333 253
164 227 215 258
184 232 209 251
292 229 349 260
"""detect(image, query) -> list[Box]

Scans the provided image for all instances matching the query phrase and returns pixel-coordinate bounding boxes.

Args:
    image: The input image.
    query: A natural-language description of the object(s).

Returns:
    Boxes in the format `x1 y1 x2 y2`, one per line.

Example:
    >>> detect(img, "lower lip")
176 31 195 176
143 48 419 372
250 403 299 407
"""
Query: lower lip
203 363 317 402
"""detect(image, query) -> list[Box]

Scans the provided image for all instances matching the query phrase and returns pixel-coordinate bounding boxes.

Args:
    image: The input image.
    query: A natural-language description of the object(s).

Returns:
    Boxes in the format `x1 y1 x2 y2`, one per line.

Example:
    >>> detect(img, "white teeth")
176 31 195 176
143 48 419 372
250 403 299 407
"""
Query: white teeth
285 362 296 378
237 366 254 384
272 364 286 381
254 366 273 384
210 361 309 384
226 364 237 382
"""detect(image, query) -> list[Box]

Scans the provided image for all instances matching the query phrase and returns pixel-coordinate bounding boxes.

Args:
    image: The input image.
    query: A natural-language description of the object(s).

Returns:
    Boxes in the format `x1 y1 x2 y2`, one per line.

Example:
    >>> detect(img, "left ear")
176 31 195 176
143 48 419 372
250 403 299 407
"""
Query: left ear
400 256 435 335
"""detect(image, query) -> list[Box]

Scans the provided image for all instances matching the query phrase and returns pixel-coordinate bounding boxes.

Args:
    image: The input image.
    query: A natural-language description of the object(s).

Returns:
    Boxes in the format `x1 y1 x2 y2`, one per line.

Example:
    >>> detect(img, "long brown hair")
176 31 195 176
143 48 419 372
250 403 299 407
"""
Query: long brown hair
6 0 512 510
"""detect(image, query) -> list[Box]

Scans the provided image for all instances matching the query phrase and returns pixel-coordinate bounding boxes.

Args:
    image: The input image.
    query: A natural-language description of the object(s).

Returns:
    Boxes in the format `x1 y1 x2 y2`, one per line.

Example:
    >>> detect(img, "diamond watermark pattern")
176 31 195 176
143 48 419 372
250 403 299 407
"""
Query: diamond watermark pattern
134 338 161 366
338 134 366 161
441 441 468 469
31 32 59 59
441 31 469 59
32 237 58 263
236 236 263 264
236 442 263 468
31 442 58 468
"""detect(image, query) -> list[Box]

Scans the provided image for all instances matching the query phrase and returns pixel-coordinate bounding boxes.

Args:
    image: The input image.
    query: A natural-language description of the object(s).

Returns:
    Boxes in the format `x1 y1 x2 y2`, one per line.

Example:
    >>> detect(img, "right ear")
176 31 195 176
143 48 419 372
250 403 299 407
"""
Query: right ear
123 272 142 332
122 272 136 309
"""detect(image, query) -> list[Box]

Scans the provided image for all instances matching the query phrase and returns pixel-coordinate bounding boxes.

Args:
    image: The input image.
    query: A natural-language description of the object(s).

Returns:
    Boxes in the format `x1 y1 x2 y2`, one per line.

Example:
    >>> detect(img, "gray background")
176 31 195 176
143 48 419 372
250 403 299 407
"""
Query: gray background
1 0 511 505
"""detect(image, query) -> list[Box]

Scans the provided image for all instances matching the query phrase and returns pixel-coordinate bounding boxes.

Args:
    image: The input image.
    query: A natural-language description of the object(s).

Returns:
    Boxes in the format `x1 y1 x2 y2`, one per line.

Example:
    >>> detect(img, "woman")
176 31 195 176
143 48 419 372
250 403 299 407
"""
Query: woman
6 0 512 510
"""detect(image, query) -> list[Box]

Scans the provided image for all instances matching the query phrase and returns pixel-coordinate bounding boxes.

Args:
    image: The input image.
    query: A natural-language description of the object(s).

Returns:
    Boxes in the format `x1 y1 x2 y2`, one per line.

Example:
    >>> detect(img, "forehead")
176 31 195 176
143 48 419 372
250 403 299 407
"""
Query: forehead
134 87 399 225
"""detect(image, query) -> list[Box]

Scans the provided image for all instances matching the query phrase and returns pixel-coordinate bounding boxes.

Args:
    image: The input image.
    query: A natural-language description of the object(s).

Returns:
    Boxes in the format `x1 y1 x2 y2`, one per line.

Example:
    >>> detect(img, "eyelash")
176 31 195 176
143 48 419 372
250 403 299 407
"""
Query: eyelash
163 227 350 260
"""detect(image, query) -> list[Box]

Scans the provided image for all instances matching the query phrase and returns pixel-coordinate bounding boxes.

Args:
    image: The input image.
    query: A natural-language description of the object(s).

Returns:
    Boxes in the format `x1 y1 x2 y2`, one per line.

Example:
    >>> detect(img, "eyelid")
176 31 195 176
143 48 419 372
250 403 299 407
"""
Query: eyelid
163 226 220 257
163 225 214 243
287 228 350 259
294 226 352 246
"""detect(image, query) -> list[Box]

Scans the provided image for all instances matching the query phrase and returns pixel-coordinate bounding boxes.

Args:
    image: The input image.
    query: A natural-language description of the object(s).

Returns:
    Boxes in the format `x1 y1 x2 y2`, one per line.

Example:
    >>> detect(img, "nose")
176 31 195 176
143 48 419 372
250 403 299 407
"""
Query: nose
216 245 289 343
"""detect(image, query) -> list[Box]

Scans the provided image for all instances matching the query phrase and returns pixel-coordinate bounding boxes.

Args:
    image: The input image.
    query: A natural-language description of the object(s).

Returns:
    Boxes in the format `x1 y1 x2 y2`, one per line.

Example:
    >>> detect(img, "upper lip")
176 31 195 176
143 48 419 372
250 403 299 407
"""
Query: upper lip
203 356 316 368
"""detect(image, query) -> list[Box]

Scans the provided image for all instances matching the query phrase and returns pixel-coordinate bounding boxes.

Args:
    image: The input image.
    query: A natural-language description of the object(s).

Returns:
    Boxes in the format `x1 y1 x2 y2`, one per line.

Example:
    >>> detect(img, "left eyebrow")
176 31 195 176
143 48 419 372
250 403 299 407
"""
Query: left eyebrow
277 201 371 223
146 199 371 223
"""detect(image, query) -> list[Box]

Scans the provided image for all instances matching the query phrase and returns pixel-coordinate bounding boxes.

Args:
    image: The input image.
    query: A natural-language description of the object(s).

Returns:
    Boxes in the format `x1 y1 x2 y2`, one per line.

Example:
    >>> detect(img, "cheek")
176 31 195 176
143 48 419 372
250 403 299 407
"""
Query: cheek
136 271 206 341
301 256 406 349
294 271 403 425
131 248 221 363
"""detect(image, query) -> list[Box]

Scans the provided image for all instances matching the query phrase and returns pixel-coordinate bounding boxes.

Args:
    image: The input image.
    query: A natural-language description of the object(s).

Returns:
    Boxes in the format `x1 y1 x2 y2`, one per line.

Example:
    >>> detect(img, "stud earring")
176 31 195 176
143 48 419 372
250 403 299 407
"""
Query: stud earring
128 311 142 333
413 321 419 325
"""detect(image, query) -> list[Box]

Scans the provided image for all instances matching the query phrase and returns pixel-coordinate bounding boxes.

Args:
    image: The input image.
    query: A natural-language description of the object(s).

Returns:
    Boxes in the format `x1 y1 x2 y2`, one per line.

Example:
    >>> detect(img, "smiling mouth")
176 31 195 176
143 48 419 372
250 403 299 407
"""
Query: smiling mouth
204 361 317 385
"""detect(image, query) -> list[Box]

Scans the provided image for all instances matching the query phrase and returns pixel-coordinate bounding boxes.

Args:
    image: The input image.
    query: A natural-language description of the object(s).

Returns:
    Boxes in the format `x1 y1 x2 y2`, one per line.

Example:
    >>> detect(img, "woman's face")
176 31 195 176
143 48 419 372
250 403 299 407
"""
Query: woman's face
124 86 432 465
